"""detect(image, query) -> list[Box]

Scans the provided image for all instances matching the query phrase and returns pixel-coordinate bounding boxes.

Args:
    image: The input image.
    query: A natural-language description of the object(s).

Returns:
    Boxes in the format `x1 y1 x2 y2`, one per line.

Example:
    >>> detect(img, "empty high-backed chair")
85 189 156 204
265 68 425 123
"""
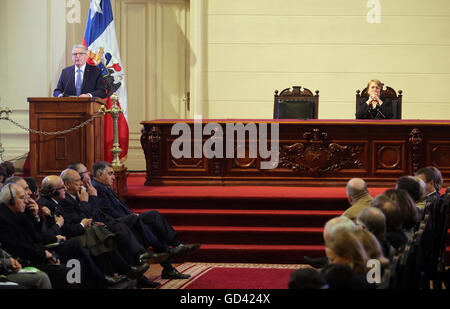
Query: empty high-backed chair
274 86 319 119
356 84 403 119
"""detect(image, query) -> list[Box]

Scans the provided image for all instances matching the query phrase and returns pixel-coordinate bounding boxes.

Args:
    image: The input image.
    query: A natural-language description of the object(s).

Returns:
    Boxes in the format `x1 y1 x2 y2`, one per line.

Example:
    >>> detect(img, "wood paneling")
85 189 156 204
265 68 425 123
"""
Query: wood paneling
141 119 450 187
28 97 105 182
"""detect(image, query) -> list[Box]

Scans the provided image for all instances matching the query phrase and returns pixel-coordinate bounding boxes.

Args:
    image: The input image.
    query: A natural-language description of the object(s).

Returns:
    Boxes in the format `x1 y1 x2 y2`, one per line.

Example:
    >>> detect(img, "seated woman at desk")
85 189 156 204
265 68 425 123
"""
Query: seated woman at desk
356 79 393 119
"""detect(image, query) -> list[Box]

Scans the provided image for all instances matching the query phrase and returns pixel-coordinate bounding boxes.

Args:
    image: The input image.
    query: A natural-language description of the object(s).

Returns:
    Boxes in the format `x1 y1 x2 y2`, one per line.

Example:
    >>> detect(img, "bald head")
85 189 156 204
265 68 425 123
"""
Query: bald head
323 216 356 243
346 178 369 203
60 168 79 183
41 175 66 201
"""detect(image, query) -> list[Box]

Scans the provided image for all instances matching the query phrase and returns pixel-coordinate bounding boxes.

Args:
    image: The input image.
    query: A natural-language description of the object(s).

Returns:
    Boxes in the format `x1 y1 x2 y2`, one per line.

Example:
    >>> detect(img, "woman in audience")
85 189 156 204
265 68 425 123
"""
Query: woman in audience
383 188 419 237
324 230 368 278
353 229 390 276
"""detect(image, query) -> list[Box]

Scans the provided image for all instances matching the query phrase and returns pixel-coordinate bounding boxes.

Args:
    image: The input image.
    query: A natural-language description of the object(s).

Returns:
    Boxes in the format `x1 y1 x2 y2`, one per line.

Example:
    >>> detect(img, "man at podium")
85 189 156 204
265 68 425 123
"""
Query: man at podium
53 44 106 98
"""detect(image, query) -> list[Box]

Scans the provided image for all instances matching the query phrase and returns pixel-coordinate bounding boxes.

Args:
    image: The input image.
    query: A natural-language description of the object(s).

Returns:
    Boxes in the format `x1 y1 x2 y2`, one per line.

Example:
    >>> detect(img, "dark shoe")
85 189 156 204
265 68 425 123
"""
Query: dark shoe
168 243 201 259
303 256 328 268
137 275 161 288
161 268 191 280
127 263 150 279
105 274 129 286
138 251 170 264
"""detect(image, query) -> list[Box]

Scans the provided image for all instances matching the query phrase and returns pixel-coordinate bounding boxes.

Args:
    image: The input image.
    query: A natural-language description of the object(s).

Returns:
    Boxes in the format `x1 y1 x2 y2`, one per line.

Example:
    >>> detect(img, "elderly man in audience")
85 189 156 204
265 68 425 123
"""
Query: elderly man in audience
37 174 159 286
0 183 130 288
58 168 169 288
356 207 396 260
304 216 356 268
77 161 201 280
343 178 373 221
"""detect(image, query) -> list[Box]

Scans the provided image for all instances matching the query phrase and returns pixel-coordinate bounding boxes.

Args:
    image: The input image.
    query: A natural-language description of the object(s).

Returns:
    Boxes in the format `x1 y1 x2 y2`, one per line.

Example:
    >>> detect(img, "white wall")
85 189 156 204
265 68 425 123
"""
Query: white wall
206 0 450 119
1 0 450 169
0 0 66 161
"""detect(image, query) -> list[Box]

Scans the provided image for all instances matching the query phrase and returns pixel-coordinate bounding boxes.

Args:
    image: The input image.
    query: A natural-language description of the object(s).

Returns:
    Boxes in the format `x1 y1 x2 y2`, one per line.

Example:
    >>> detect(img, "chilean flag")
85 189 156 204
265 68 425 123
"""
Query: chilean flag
83 0 129 163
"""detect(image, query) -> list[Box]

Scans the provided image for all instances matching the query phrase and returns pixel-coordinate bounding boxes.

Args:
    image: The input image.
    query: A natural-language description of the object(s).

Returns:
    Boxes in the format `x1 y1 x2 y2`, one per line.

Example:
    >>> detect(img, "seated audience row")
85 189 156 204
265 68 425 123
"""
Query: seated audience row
0 161 201 289
295 166 445 289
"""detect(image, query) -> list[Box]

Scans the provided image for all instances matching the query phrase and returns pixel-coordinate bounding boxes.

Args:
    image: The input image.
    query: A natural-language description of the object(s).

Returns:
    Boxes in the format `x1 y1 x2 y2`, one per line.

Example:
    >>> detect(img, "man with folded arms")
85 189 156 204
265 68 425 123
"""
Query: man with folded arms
88 161 201 279
59 169 168 288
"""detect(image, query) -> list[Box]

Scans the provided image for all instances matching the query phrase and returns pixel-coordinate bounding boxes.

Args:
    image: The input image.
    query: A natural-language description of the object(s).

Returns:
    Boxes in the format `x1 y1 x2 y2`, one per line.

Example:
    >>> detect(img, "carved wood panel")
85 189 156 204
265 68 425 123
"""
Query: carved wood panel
373 141 406 174
427 141 450 173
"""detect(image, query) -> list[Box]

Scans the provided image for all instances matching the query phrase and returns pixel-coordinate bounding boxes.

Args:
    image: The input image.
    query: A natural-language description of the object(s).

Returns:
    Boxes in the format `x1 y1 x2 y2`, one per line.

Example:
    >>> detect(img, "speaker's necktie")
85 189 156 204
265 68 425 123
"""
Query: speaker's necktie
76 68 82 96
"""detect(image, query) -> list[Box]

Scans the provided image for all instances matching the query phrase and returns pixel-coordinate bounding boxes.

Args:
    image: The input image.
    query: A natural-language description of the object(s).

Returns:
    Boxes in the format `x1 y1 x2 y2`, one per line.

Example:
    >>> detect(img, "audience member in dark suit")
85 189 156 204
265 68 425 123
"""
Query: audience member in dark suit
415 167 441 202
356 207 396 260
37 175 153 284
59 169 168 288
356 79 393 119
0 183 129 288
53 44 106 98
91 161 201 279
371 195 408 251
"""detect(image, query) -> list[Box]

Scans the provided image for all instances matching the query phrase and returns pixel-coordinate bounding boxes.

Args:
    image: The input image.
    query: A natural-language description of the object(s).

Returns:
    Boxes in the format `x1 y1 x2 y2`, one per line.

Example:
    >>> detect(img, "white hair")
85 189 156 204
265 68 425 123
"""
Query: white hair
72 44 87 53
0 183 18 205
324 216 356 238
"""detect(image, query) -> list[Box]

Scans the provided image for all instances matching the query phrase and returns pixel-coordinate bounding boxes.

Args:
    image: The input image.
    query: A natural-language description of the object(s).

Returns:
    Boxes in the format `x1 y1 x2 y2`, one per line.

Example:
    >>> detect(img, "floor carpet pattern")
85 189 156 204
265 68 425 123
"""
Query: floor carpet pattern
151 263 307 289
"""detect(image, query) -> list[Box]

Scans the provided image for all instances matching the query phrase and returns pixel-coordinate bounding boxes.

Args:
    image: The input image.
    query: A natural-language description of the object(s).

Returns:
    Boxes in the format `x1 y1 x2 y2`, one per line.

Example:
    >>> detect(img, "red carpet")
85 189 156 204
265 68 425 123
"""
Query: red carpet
152 263 306 289
124 175 450 264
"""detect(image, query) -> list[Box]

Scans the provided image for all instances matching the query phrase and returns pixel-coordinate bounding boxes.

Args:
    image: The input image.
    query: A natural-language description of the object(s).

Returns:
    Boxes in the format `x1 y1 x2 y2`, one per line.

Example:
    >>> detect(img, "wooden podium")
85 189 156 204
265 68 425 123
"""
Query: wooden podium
28 97 105 183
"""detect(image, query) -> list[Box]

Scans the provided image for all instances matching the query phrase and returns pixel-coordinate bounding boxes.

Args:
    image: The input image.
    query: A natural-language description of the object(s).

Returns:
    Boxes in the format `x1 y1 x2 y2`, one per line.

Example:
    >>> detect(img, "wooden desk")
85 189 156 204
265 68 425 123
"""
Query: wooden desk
141 119 450 187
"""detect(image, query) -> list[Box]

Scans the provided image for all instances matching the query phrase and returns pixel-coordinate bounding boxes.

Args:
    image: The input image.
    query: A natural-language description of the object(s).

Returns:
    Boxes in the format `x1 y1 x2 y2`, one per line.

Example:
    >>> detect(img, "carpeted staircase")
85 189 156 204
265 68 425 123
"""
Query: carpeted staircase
124 175 450 264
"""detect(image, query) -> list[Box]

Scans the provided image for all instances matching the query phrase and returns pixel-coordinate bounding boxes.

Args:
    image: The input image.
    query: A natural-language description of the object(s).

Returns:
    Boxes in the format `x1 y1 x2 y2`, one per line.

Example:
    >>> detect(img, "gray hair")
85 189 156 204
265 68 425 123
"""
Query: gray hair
93 161 113 178
324 216 356 238
72 44 87 53
0 183 19 205
357 207 386 238
60 168 77 184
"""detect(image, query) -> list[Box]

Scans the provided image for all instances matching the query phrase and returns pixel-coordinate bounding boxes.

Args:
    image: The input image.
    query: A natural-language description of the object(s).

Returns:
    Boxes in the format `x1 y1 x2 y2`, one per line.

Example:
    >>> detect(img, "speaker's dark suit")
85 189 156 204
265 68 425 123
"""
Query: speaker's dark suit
53 64 107 98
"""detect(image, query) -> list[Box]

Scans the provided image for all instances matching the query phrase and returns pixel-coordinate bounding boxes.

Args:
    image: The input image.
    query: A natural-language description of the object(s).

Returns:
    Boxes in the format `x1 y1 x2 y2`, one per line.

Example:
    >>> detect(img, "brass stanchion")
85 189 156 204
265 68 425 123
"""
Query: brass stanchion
99 93 124 171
